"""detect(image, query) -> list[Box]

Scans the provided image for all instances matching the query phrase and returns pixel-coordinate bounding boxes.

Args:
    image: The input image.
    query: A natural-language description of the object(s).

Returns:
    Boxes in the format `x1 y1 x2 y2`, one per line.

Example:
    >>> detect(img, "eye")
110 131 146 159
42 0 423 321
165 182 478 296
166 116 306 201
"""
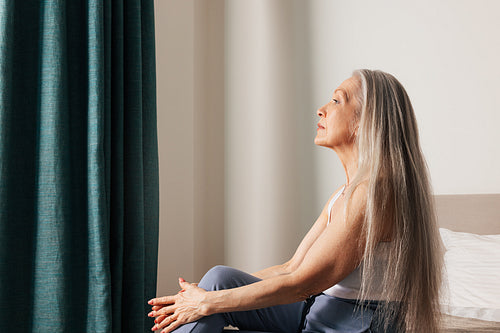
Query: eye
331 98 340 104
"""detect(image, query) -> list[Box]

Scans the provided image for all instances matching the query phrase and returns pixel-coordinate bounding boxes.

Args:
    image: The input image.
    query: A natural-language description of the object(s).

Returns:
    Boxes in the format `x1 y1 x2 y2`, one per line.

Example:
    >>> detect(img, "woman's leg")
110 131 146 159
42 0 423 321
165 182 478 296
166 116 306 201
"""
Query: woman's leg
301 294 377 333
172 266 305 333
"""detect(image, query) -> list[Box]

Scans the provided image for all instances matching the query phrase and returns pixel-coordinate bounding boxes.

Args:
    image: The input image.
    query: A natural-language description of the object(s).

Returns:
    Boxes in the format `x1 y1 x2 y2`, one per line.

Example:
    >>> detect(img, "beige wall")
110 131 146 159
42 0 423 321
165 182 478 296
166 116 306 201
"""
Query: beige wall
155 0 225 296
308 0 500 199
224 0 314 273
155 0 500 294
193 0 225 281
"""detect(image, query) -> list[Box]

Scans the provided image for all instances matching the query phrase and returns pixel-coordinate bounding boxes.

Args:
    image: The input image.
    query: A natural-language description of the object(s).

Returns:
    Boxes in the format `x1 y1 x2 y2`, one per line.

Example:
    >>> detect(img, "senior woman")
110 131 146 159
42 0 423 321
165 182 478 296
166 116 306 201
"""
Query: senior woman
148 69 443 333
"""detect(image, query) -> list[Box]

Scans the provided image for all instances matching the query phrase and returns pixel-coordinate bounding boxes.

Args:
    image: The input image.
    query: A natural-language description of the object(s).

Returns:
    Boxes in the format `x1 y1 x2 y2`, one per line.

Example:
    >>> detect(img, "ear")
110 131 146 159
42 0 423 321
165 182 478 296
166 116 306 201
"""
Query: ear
350 123 359 141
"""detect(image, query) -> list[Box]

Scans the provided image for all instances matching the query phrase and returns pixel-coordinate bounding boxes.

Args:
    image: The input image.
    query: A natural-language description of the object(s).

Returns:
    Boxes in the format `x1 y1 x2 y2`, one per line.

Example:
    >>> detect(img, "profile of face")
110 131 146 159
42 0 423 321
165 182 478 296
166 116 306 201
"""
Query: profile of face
315 77 361 150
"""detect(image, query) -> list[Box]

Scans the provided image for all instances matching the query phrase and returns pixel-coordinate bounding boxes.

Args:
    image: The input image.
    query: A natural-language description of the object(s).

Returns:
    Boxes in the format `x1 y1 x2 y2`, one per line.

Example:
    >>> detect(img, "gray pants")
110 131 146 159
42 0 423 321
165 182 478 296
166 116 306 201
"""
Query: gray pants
172 266 387 333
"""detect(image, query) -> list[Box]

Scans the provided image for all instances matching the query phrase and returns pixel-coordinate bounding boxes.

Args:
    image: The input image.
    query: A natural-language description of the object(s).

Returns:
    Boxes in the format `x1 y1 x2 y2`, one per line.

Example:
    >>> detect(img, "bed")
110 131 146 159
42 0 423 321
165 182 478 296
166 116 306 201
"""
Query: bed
436 194 500 332
224 194 500 332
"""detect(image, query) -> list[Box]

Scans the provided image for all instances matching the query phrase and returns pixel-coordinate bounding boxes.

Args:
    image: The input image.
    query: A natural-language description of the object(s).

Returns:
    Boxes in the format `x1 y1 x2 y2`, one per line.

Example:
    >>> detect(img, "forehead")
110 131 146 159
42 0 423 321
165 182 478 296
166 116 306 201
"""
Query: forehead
334 77 360 97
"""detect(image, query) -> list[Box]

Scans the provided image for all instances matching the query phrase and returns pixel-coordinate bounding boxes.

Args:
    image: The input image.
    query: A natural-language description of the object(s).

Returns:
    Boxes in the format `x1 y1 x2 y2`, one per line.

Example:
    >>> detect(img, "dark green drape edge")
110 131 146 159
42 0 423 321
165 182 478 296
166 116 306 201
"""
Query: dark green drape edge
0 0 159 332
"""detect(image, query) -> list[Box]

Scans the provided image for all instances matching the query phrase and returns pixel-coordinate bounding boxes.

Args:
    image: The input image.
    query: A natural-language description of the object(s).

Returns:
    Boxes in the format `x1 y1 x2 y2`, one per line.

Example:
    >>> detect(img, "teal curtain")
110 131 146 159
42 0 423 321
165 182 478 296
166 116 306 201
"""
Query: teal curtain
0 0 158 332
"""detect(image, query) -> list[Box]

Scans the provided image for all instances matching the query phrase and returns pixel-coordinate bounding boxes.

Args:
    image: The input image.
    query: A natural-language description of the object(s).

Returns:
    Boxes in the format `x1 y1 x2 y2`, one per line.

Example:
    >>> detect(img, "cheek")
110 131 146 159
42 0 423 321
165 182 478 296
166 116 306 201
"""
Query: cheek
326 114 351 140
326 113 341 132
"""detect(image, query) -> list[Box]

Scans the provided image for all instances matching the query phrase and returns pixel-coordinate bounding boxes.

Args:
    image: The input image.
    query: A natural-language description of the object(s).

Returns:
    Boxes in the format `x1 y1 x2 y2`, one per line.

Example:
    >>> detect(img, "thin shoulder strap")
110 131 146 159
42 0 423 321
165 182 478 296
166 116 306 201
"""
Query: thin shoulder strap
327 185 345 226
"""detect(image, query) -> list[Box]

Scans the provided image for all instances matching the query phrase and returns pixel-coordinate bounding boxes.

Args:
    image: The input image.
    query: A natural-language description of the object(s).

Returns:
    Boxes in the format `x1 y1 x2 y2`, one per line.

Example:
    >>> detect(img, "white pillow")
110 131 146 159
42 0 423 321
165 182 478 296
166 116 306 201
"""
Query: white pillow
439 228 500 322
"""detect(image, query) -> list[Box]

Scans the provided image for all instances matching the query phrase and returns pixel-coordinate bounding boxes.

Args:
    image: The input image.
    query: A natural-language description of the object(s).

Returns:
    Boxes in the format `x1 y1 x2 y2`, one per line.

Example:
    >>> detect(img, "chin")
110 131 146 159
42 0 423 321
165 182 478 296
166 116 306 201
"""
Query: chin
314 138 326 147
315 138 335 149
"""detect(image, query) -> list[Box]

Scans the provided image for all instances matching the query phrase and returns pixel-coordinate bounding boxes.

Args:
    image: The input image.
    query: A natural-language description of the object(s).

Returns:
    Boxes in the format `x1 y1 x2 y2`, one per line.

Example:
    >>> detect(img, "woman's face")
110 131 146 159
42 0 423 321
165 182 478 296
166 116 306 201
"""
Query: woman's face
314 76 361 150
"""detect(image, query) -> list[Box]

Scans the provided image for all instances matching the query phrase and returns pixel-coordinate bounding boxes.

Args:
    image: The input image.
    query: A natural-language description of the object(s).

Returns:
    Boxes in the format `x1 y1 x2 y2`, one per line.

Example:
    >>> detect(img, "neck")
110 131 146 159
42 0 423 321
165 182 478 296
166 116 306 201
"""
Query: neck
334 143 358 187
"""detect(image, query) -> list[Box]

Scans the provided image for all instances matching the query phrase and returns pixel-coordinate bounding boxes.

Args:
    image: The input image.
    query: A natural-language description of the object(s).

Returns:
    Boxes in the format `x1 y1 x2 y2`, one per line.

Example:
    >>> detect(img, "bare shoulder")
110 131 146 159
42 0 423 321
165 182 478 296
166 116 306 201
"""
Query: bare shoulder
349 182 368 206
344 182 369 225
320 184 350 216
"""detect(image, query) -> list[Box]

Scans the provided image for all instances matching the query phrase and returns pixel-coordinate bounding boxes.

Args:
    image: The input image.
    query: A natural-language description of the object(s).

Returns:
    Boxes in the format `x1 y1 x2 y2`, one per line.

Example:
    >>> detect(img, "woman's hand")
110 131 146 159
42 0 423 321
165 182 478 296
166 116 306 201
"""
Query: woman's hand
148 278 209 332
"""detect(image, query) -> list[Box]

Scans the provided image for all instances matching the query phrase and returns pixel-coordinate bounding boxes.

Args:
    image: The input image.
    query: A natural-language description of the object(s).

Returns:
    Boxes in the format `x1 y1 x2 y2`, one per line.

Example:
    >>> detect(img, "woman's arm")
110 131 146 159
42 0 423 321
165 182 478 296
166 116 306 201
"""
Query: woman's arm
252 185 346 280
148 187 344 331
150 185 367 332
204 186 366 312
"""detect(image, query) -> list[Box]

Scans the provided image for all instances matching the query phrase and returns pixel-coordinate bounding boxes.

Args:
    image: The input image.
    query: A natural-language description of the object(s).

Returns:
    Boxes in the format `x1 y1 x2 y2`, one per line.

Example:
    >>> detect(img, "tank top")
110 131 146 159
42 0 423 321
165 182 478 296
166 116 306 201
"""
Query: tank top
322 185 386 300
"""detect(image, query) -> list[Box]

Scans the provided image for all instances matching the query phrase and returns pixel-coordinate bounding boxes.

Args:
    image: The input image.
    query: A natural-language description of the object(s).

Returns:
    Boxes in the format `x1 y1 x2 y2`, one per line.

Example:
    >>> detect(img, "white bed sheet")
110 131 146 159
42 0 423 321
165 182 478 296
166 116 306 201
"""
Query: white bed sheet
439 228 500 322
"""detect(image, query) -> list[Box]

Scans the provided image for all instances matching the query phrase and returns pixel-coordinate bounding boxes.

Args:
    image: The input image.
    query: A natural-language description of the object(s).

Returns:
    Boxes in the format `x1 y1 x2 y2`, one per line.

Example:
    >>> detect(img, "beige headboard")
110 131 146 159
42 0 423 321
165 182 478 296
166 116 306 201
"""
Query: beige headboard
435 194 500 235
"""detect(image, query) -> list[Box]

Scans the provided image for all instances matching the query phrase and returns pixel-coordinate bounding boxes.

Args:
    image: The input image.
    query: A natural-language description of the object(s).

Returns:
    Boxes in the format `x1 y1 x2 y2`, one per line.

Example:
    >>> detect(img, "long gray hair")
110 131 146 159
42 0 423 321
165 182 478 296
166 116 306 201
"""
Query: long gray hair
346 69 443 332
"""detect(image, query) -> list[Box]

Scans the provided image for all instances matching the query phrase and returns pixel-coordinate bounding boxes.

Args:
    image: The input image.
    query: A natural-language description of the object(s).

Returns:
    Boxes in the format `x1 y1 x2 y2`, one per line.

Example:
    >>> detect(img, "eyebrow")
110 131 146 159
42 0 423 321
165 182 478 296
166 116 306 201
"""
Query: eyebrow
334 89 349 101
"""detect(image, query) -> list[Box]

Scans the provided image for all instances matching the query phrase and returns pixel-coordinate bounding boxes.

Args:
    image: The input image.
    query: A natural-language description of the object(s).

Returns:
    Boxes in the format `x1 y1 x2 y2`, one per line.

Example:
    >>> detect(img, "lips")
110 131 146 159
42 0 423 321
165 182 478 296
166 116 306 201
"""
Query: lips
317 123 325 129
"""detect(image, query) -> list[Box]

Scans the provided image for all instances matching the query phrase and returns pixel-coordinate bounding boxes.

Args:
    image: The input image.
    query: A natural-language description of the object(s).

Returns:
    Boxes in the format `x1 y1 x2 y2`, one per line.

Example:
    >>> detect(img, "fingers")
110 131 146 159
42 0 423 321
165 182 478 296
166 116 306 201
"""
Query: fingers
178 277 199 291
149 304 175 318
148 295 175 306
178 277 188 289
148 277 202 332
153 314 166 326
152 312 176 331
162 319 182 333
155 314 182 333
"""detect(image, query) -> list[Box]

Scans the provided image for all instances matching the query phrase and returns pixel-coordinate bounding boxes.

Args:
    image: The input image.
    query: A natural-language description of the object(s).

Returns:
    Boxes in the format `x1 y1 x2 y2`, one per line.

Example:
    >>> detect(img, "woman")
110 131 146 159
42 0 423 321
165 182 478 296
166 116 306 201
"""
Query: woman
148 69 443 333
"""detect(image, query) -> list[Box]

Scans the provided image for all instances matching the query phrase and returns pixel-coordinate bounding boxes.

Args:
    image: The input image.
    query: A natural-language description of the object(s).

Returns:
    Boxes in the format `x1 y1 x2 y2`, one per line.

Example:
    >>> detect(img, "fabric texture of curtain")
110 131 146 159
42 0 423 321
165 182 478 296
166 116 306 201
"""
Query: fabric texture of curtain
0 0 158 332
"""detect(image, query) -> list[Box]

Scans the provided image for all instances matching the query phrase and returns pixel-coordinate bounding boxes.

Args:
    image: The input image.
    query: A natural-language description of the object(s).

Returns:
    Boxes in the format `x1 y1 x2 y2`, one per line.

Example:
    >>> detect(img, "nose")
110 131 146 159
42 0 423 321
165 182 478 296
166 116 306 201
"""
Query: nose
317 104 327 117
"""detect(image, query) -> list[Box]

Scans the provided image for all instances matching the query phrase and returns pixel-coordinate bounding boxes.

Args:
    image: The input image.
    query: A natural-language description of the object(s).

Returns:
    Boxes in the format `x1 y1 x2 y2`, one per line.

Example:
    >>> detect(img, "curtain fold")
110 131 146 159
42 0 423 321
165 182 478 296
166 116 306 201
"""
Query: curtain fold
0 1 158 332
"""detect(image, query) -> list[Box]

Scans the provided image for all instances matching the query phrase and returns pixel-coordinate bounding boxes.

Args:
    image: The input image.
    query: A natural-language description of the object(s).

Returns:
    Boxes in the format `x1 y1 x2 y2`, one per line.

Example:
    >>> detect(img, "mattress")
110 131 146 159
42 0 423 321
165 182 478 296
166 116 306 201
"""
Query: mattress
441 314 500 332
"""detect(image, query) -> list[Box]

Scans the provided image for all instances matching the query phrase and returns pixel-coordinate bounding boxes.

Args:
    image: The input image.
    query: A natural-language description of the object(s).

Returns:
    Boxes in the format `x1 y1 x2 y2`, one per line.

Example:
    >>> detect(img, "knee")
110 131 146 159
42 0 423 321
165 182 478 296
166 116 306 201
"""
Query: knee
205 265 231 277
198 265 240 291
